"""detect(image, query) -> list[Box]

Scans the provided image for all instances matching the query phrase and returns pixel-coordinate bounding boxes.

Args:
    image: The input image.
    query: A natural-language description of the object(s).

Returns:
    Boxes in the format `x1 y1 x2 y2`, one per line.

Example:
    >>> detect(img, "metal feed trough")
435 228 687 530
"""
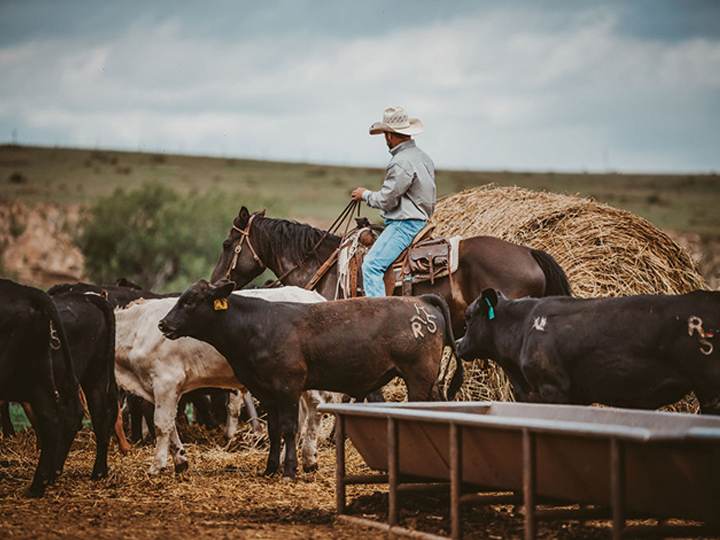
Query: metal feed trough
319 401 720 540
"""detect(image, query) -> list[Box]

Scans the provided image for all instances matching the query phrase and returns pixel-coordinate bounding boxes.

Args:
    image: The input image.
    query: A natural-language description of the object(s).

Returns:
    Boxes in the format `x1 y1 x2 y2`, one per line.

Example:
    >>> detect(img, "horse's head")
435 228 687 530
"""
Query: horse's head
210 206 267 287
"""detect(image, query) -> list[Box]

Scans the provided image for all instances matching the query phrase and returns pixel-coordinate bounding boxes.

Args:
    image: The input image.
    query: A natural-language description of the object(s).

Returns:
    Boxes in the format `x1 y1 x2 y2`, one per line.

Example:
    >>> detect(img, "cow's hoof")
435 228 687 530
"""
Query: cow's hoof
148 465 166 475
26 484 46 498
281 475 295 483
303 462 318 473
90 471 108 481
174 461 189 474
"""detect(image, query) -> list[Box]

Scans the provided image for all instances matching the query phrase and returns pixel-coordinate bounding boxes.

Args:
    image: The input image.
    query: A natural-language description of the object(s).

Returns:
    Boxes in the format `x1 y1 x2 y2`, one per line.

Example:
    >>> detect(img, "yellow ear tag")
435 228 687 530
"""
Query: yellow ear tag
214 298 228 311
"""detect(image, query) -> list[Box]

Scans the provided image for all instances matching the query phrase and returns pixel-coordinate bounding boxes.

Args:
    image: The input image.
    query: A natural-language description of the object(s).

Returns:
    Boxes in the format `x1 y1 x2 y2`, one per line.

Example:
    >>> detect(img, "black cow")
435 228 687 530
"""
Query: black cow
456 288 720 414
0 279 83 495
48 291 119 479
49 280 170 449
159 279 463 480
47 279 170 307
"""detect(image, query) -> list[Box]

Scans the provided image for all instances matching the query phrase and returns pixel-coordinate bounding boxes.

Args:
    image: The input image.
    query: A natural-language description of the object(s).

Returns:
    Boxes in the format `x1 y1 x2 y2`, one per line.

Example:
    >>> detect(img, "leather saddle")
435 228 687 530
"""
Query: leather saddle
332 221 456 298
384 224 454 296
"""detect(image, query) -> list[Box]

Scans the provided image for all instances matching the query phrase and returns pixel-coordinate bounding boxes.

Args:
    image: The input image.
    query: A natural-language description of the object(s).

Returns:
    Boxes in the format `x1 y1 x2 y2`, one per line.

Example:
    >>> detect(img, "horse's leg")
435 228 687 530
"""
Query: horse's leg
114 397 132 454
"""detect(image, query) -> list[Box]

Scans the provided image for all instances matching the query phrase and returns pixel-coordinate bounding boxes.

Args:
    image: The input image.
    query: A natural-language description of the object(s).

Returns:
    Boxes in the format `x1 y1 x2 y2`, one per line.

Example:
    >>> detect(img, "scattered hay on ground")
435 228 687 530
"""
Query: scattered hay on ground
1 424 673 540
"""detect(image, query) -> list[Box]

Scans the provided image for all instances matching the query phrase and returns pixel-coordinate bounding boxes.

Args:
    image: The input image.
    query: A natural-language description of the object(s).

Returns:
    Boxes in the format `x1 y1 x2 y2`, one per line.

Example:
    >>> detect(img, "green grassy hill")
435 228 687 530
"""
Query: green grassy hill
1 144 719 234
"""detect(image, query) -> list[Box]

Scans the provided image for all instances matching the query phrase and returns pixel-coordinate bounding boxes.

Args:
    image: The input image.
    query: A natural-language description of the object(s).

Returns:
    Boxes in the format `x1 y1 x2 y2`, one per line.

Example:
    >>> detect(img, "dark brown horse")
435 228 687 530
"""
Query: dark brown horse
210 207 572 336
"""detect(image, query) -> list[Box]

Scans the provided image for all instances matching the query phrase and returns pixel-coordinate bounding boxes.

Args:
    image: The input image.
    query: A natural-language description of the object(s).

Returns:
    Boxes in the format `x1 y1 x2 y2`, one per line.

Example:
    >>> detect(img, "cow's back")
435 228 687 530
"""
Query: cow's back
297 296 449 395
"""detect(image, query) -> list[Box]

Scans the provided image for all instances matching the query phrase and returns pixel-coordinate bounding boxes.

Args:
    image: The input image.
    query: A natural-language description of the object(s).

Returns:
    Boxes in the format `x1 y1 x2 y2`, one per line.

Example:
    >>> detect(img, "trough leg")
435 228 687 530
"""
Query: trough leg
450 422 462 540
610 438 626 540
388 417 399 527
522 429 536 540
335 413 346 514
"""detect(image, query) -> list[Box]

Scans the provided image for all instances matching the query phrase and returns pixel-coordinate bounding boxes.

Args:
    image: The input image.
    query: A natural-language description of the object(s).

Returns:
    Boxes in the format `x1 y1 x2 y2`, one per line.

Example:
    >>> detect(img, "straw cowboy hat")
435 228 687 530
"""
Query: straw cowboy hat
369 106 424 136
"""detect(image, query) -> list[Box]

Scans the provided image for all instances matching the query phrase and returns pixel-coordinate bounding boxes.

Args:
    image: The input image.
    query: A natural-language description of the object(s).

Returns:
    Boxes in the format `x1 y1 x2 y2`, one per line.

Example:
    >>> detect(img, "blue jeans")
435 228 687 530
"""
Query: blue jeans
362 219 427 297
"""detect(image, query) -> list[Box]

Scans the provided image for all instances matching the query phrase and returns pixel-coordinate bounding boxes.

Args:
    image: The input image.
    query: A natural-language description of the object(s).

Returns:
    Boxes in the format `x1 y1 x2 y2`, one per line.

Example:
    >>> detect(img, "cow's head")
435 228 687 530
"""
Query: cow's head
159 279 235 340
209 207 267 287
455 288 501 361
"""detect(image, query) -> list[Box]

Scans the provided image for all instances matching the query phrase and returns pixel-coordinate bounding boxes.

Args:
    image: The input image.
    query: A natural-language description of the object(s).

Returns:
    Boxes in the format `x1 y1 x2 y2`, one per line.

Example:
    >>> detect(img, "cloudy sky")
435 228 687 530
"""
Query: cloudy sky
1 0 719 173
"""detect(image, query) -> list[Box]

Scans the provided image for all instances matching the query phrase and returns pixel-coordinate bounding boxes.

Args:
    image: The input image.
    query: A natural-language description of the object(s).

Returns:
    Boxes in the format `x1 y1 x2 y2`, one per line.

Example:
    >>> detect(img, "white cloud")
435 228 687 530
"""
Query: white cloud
1 3 718 172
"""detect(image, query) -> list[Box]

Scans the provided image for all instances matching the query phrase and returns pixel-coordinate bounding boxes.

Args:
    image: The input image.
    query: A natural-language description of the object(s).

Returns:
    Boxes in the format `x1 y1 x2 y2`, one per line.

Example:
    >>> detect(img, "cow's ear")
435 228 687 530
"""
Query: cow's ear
210 279 235 300
480 289 499 319
481 289 498 307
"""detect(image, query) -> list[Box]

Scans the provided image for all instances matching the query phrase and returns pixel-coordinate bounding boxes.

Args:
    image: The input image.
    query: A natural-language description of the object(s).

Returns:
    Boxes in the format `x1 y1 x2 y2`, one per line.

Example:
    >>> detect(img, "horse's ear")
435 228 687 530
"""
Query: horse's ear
235 207 250 229
256 209 266 217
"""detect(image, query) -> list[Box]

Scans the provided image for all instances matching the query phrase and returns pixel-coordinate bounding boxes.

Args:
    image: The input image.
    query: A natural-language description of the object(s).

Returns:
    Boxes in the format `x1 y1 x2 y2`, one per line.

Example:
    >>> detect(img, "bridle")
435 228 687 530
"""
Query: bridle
223 213 266 280
222 200 361 289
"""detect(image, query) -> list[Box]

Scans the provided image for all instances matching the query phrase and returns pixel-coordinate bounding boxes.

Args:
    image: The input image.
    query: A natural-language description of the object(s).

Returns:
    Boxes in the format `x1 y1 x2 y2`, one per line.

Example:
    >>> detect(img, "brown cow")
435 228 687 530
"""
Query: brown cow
159 279 462 480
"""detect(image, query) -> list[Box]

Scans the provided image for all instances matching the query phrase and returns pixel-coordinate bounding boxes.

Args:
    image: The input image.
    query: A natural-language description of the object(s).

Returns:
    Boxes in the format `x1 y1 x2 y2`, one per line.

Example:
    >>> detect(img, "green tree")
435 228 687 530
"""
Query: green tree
78 183 277 293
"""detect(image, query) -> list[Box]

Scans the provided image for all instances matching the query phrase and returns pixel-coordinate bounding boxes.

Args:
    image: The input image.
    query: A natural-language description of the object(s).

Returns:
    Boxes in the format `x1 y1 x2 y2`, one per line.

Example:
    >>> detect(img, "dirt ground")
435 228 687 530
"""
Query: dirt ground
2 421 717 540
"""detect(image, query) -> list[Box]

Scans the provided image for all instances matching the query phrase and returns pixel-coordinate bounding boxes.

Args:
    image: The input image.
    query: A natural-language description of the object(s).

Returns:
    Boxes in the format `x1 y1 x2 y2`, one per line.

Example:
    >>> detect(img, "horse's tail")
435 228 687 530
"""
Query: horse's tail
420 294 464 401
530 249 572 297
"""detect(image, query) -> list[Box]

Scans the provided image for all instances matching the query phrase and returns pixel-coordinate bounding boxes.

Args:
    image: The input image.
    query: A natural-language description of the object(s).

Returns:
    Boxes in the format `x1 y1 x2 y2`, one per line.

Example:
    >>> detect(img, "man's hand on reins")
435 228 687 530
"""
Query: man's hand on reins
351 187 367 201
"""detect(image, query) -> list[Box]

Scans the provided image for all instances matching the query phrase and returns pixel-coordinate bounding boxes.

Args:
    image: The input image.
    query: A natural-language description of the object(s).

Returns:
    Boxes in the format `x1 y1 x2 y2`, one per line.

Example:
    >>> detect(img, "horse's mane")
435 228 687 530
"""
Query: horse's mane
252 216 342 266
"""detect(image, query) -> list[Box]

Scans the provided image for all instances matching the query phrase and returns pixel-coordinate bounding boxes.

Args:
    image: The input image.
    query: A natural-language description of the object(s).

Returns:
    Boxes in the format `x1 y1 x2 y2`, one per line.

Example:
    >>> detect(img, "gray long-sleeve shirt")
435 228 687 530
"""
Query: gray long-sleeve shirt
362 139 436 221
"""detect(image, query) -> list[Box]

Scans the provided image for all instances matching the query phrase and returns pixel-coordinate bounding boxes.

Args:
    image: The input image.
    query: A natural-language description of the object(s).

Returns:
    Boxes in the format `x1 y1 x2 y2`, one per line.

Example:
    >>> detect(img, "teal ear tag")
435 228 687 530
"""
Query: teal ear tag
485 298 495 320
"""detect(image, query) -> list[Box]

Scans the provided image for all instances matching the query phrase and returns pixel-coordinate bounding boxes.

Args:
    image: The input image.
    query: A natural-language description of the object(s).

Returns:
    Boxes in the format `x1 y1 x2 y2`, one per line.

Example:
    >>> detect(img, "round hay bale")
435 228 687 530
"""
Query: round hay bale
432 184 706 297
426 184 707 411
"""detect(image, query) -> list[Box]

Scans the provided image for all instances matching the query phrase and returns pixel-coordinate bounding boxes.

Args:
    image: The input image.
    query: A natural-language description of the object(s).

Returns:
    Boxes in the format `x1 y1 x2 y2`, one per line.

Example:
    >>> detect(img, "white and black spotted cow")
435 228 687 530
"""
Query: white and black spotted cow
456 288 720 414
159 279 463 480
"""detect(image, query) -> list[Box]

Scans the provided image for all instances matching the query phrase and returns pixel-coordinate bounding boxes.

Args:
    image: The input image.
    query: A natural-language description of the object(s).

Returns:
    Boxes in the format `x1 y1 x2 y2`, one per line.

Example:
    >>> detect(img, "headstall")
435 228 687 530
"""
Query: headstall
224 214 266 280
